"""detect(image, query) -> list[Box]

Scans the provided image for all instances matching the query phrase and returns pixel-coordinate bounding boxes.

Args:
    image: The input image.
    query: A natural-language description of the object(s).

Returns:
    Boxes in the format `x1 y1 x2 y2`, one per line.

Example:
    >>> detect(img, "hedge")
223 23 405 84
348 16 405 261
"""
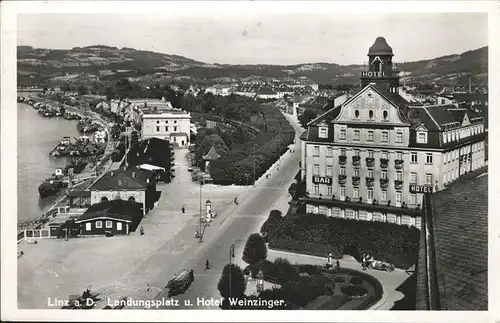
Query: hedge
341 285 368 297
263 212 420 269
334 267 383 310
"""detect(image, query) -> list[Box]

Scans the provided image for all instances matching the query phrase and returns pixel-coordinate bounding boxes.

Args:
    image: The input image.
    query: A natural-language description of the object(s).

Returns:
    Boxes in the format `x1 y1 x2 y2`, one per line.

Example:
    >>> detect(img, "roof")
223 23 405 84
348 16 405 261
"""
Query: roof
203 145 221 160
418 105 484 131
453 93 488 103
67 190 91 198
126 137 172 170
417 174 488 310
75 200 143 223
368 37 393 56
90 167 152 190
170 132 189 137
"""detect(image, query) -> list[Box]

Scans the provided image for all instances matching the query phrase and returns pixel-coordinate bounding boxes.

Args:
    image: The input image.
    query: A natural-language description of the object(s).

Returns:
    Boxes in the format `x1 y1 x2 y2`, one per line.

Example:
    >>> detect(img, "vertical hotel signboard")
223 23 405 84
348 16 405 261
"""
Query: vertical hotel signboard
313 176 333 186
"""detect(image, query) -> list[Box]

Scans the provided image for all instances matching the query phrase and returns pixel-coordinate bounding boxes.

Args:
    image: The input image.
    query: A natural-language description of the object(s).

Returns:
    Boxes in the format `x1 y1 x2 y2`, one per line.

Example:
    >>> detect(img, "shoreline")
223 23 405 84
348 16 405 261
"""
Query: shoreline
17 93 116 233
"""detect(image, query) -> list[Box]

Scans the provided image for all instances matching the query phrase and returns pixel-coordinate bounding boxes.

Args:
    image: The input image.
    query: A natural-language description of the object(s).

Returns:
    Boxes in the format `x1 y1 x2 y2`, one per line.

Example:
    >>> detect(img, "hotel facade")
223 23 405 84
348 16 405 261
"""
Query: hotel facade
299 37 487 228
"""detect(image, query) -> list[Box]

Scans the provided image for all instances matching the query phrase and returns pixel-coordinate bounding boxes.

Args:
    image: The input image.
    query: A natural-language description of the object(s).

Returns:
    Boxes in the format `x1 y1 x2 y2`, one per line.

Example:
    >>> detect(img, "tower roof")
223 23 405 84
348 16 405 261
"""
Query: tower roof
368 37 393 56
203 145 221 161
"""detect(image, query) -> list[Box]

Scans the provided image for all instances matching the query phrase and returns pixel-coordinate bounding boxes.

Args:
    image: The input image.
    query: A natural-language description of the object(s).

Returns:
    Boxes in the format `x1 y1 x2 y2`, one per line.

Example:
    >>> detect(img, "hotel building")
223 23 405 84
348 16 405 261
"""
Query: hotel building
299 37 487 227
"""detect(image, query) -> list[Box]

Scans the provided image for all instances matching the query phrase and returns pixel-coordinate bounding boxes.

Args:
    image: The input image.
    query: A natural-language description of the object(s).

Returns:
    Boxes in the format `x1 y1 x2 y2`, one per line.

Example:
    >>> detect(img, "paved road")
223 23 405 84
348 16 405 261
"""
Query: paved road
152 111 304 310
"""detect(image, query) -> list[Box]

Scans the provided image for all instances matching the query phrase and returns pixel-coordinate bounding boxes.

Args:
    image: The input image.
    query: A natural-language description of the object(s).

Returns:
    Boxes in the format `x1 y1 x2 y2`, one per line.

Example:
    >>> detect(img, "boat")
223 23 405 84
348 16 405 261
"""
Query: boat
49 137 73 157
38 169 68 199
64 159 88 174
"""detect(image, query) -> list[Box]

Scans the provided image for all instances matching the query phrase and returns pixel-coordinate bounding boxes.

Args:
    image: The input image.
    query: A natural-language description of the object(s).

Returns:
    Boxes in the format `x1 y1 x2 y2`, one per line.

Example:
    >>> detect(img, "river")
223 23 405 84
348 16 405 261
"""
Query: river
17 103 82 222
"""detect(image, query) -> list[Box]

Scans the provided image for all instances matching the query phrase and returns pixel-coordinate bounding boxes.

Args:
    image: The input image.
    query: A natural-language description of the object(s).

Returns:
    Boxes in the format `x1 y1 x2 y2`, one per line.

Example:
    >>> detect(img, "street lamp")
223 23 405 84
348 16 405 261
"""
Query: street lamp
198 175 204 243
257 270 264 293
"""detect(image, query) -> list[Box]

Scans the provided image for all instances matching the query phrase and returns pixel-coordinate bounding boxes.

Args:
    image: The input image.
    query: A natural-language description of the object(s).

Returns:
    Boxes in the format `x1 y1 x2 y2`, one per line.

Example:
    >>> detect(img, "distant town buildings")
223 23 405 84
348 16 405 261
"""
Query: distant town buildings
299 37 487 227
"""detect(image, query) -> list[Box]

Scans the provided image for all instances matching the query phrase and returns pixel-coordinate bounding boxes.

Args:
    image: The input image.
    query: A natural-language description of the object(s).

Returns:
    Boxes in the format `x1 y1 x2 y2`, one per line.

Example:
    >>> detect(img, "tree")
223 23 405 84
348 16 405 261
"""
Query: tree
60 83 71 93
77 85 88 96
298 109 317 128
217 264 246 299
242 233 267 265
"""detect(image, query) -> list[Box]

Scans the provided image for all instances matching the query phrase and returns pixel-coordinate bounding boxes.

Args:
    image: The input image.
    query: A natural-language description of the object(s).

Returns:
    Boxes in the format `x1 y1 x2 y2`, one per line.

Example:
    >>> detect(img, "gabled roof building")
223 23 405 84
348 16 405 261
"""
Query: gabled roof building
299 37 487 227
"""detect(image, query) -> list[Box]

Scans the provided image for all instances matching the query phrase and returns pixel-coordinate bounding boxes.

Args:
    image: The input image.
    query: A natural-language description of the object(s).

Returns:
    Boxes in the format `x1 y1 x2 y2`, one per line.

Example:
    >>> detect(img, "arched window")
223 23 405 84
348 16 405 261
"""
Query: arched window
369 110 374 120
101 197 108 202
128 196 136 202
383 110 388 120
354 110 360 119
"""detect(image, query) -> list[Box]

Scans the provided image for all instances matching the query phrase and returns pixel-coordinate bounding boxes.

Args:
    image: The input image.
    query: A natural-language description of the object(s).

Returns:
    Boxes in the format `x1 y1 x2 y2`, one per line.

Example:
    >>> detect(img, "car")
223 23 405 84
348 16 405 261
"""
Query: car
166 269 195 297
187 167 193 172
366 259 395 272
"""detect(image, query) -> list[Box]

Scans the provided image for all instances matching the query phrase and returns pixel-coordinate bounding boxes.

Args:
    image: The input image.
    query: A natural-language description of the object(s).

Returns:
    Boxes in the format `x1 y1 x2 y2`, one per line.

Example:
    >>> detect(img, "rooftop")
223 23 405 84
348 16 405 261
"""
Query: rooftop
417 174 488 310
368 36 393 56
90 167 154 191
75 200 143 224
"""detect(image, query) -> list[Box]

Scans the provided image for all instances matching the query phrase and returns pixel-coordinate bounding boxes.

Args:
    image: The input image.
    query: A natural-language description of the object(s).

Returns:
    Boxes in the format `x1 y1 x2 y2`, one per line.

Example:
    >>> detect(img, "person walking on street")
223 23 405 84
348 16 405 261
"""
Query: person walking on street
140 226 144 236
181 206 185 214
205 259 210 270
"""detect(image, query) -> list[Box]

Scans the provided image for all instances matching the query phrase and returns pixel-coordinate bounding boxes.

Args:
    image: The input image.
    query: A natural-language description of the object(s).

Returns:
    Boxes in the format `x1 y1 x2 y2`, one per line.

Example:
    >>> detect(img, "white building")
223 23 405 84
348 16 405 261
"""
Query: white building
205 84 233 97
141 100 191 147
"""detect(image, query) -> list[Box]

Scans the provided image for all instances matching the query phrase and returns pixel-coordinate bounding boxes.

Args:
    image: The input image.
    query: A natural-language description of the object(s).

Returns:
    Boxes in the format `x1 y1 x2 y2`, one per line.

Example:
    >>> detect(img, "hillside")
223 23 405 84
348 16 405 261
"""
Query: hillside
17 45 488 86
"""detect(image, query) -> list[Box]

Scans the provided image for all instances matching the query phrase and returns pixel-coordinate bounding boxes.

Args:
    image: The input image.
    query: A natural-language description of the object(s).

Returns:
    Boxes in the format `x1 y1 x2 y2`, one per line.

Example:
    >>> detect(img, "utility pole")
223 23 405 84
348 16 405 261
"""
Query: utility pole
253 144 256 187
199 175 203 243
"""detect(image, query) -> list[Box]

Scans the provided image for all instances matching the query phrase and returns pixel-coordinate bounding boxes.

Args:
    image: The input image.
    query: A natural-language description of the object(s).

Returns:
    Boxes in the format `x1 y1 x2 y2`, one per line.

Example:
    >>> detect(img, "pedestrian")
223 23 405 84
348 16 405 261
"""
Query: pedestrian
146 284 150 292
205 259 210 270
181 206 185 214
140 226 144 236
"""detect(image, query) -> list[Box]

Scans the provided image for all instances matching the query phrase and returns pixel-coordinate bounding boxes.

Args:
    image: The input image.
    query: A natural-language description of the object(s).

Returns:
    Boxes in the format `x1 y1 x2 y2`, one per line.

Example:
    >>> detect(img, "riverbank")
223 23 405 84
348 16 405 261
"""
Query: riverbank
17 93 118 232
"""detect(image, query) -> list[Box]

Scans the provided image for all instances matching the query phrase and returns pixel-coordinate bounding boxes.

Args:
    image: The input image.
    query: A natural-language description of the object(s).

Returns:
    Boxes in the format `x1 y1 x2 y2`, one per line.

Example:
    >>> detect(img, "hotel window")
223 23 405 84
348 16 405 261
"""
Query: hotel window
354 110 360 119
367 189 374 201
396 192 402 204
354 210 359 220
174 120 177 124
417 132 427 144
368 150 374 158
382 170 388 179
313 164 320 175
367 212 373 221
340 186 346 199
174 126 178 132
369 110 374 120
340 129 346 140
165 126 169 132
326 208 332 217
106 220 113 229
396 171 403 181
396 132 403 143
340 167 346 176
396 215 402 225
368 169 374 178
313 146 320 156
96 221 103 228
340 209 345 218
314 206 319 214
326 147 333 157
382 131 389 142
410 172 418 184
381 190 387 202
353 187 359 198
411 152 418 163
319 127 328 138
156 126 160 132
409 194 417 205
368 131 374 142
443 133 447 143
313 185 319 194
452 131 456 141
426 153 433 164
354 149 360 156
327 186 333 196
354 130 360 141
383 110 389 121
86 223 91 231
382 213 387 222
341 148 346 156
447 132 451 142
326 166 333 177
425 173 433 185
354 168 360 177
397 152 403 161
410 217 416 227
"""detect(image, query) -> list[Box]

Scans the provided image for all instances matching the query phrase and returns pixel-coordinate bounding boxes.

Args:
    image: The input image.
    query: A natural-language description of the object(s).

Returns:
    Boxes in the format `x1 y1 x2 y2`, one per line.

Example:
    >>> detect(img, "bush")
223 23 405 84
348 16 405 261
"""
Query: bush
334 277 346 283
266 213 420 269
242 233 267 265
297 264 320 276
272 258 298 284
349 276 364 286
341 285 368 298
281 276 328 307
260 210 283 237
217 264 246 299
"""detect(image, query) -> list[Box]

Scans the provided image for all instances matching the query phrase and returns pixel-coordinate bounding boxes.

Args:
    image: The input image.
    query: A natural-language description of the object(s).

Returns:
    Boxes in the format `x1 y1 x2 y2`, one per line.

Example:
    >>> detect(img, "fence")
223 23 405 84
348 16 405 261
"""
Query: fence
17 229 54 243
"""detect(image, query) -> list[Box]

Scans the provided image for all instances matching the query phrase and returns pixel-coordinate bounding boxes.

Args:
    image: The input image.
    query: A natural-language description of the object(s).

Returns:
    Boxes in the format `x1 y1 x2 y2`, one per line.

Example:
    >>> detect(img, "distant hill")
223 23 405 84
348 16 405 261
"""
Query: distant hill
17 45 488 86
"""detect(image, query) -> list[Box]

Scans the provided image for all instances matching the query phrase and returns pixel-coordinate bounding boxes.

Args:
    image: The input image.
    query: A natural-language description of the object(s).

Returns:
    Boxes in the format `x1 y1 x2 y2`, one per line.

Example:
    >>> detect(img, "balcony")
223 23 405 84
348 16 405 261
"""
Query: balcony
338 174 347 185
395 159 404 169
380 178 389 188
338 155 347 165
365 157 375 167
380 158 389 169
352 176 360 186
394 180 403 190
366 177 375 187
352 155 361 166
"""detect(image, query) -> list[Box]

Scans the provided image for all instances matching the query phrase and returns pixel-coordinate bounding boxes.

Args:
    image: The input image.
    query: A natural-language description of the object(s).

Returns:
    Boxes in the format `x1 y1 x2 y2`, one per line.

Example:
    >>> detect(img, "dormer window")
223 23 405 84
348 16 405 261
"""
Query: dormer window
417 131 428 144
319 126 328 139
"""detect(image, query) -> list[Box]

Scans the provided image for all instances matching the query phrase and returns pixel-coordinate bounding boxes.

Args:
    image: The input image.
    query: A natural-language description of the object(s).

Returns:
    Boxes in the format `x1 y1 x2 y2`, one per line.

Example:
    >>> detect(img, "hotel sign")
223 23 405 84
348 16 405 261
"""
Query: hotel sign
409 184 433 194
312 176 332 186
361 71 388 78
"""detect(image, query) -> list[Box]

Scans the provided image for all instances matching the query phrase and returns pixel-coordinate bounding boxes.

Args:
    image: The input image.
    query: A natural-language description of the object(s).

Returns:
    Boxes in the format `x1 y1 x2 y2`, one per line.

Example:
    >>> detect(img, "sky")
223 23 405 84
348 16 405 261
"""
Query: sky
17 12 488 65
